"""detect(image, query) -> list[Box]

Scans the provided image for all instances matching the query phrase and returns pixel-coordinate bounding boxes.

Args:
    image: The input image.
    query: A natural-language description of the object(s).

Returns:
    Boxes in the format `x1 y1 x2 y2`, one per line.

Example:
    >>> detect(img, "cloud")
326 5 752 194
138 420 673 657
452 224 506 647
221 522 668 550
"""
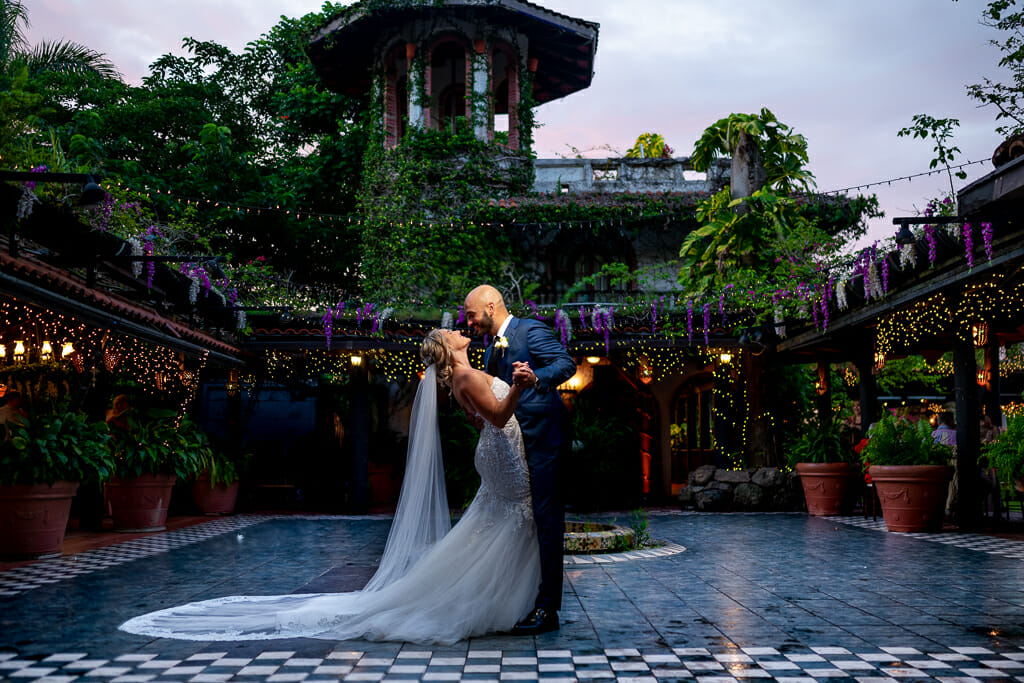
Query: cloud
23 0 1007 243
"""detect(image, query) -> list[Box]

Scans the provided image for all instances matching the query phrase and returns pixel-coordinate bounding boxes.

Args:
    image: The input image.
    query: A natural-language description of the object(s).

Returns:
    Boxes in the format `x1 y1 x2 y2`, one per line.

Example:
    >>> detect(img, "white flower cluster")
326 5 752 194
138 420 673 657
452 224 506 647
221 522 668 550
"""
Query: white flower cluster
16 186 38 219
236 310 247 330
188 276 200 304
836 276 848 311
867 259 884 300
899 242 917 269
128 237 143 278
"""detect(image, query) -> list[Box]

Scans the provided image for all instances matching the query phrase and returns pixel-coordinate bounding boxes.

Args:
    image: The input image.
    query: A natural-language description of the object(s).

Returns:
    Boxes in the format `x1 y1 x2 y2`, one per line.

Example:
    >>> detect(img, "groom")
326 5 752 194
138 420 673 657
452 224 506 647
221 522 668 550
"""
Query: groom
464 285 577 635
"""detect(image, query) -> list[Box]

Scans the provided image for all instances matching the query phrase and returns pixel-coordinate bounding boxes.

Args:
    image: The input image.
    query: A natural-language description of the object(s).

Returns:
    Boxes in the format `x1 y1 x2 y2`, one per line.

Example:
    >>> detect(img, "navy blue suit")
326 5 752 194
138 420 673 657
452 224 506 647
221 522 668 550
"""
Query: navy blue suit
484 317 576 613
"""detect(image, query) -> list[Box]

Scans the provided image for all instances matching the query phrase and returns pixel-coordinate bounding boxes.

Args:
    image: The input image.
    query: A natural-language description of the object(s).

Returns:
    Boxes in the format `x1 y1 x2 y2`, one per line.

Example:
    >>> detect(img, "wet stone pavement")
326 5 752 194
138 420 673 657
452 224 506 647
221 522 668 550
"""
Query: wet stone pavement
4 510 1024 682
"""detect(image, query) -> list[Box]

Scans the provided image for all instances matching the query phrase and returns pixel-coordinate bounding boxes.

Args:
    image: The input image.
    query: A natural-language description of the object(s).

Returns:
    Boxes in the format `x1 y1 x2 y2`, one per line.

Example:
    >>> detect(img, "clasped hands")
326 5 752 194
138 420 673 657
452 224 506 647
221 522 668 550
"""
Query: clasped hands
512 361 537 388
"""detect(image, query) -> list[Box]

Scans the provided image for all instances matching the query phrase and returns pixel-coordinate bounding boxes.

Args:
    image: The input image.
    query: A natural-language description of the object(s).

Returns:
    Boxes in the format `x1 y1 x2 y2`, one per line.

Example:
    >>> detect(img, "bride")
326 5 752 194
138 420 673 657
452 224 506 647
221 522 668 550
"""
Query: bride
119 329 541 645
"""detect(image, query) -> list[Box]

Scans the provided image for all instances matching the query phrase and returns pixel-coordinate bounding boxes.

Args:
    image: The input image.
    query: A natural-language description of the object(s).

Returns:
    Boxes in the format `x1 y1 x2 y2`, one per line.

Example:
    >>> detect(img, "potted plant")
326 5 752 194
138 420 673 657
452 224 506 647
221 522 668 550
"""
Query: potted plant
984 415 1024 494
192 431 246 515
860 414 953 532
0 404 114 557
788 418 856 516
107 409 203 532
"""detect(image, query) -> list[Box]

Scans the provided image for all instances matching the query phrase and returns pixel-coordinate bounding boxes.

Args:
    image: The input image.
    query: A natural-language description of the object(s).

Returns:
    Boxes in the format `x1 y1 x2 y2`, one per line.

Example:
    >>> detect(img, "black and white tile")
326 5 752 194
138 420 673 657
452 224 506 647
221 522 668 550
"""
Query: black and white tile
5 646 1024 682
829 515 1024 558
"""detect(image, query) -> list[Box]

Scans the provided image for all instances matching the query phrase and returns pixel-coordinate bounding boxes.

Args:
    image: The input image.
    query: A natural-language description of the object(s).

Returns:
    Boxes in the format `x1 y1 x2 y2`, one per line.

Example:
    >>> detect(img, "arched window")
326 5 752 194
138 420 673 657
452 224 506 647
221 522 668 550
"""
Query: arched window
491 43 519 149
429 40 467 132
383 44 409 148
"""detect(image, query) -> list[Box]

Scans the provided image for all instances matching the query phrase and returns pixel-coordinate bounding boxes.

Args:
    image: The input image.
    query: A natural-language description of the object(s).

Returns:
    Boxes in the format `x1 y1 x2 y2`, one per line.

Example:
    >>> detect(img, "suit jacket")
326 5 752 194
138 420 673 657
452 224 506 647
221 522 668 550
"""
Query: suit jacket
483 317 577 452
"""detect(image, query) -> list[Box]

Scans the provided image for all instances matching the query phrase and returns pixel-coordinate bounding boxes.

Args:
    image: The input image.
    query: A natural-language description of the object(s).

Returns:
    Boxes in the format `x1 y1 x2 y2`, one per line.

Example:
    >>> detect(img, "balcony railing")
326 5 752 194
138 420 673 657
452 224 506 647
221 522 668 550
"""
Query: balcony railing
532 157 730 195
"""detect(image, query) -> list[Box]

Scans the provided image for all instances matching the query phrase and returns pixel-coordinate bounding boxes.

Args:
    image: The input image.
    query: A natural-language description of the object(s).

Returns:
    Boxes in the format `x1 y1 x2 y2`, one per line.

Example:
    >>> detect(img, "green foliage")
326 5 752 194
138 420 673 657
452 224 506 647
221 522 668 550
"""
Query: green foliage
691 107 815 194
860 414 952 466
0 402 114 485
965 0 1024 137
110 409 205 480
897 114 965 195
786 417 855 466
0 1 120 81
678 110 880 321
625 133 672 159
358 124 529 305
874 356 946 394
984 414 1024 483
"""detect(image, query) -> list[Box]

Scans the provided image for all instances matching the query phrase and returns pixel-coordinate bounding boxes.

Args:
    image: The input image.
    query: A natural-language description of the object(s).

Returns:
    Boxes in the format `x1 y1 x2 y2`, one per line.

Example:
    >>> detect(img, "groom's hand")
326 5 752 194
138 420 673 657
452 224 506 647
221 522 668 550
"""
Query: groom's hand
512 362 537 388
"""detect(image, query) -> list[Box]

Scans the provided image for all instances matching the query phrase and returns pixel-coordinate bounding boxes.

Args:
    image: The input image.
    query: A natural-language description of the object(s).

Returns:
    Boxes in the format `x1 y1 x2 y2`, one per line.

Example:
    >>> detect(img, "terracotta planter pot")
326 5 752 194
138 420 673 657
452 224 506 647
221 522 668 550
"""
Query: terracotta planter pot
795 463 851 516
192 473 240 515
106 474 176 532
868 465 954 532
0 481 79 558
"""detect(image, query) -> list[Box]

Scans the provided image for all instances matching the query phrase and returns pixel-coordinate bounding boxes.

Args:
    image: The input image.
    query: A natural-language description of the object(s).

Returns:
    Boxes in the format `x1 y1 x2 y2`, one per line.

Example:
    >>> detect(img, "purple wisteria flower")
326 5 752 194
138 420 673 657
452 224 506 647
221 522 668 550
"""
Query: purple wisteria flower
881 250 890 293
686 299 694 343
924 224 937 266
963 222 974 269
322 310 334 349
981 222 994 262
703 302 711 345
456 304 465 326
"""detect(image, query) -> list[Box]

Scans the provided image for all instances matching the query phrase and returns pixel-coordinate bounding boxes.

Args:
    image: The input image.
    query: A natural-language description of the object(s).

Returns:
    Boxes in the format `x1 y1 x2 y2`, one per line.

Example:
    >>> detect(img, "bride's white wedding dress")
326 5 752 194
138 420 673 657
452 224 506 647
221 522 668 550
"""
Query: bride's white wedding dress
119 376 541 645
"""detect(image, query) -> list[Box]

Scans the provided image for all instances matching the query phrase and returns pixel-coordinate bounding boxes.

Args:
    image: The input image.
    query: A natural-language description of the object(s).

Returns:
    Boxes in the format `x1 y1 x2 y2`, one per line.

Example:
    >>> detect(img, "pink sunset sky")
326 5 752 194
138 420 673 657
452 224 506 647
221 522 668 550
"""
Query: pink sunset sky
25 0 1003 247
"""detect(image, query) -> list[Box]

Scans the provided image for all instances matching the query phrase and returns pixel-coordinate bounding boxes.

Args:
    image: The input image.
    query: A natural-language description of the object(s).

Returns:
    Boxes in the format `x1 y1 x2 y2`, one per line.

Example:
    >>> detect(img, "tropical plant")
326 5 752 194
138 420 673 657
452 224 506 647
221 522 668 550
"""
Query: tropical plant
984 414 1024 485
860 414 952 467
625 132 672 159
691 107 815 194
109 409 204 480
786 417 855 466
0 402 114 485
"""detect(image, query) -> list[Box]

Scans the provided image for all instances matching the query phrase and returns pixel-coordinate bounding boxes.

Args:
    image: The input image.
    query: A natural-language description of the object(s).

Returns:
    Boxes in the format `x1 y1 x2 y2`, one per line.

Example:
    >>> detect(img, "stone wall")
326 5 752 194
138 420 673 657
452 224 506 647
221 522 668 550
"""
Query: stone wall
677 465 805 512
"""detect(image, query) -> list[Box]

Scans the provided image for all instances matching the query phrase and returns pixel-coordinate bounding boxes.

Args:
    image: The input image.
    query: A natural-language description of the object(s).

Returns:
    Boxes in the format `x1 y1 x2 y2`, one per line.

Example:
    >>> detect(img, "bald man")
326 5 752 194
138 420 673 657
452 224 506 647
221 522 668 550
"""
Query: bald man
464 284 577 635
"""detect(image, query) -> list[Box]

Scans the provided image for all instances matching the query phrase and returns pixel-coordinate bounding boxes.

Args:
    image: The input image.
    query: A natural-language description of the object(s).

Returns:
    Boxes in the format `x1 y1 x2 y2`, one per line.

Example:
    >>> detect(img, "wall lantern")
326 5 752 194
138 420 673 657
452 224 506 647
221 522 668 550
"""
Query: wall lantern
225 369 240 398
61 342 74 358
815 376 828 396
13 340 25 364
977 368 990 387
719 352 733 364
585 356 602 365
350 355 363 367
39 340 53 362
971 321 989 348
0 344 6 361
873 350 885 374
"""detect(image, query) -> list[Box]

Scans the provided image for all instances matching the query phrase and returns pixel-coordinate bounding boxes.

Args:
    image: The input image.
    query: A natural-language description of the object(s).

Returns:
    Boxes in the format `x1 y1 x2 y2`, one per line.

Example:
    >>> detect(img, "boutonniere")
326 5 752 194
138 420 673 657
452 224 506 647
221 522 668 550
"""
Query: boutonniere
495 336 509 350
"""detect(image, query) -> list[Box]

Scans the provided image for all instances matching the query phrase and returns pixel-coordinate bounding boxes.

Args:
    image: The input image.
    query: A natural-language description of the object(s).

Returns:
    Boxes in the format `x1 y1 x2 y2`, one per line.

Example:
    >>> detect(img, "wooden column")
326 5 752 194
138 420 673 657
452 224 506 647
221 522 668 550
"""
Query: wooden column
853 349 877 437
985 337 1002 427
953 334 981 528
816 360 832 427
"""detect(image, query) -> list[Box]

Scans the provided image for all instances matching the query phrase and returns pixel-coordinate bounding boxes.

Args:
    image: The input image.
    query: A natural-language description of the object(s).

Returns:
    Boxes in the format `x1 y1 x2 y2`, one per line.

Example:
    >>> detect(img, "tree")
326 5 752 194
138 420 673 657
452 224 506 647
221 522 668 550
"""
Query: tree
964 0 1024 137
0 0 120 83
22 4 368 290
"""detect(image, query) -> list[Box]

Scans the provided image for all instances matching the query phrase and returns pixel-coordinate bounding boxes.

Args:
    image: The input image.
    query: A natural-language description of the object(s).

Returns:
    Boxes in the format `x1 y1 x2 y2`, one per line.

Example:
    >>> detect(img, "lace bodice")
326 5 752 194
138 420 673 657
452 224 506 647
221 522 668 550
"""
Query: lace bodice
473 378 532 525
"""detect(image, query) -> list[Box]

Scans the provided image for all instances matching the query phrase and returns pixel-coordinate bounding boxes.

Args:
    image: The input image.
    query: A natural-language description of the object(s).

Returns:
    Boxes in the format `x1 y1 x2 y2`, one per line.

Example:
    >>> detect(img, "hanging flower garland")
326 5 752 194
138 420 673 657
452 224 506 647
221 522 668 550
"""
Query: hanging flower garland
963 222 975 269
924 223 938 266
554 308 573 348
982 222 994 261
702 302 711 345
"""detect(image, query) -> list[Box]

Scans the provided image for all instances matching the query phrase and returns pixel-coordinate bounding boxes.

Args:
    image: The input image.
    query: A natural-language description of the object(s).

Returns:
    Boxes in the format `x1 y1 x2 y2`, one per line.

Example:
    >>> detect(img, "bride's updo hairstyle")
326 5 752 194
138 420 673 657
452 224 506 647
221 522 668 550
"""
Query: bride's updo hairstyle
420 329 453 388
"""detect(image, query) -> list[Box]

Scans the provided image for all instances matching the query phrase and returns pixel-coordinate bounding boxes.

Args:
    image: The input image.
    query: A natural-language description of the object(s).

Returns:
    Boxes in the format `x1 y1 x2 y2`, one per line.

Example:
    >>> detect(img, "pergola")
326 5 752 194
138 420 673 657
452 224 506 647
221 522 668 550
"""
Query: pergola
777 158 1024 528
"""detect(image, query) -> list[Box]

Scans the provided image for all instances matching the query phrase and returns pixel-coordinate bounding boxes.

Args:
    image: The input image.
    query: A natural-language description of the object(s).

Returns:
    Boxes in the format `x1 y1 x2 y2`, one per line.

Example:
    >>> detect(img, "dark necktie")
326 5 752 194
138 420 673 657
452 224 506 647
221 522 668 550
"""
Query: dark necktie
486 338 501 376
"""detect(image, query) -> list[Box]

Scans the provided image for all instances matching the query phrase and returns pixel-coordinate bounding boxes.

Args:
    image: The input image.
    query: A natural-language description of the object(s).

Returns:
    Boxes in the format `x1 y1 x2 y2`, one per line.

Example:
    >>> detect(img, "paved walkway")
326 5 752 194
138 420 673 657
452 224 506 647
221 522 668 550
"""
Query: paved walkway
4 511 1024 682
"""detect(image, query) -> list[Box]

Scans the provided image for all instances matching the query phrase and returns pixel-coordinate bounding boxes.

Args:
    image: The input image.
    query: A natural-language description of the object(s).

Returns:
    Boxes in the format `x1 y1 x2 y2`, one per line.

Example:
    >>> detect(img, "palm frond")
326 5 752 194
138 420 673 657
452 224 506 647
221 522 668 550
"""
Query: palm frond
0 0 31 66
22 39 121 80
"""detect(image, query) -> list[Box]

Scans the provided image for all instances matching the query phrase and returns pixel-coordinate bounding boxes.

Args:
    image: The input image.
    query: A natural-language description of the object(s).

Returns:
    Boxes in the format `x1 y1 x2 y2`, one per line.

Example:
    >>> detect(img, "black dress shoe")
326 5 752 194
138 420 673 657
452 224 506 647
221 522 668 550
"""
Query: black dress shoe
511 607 559 635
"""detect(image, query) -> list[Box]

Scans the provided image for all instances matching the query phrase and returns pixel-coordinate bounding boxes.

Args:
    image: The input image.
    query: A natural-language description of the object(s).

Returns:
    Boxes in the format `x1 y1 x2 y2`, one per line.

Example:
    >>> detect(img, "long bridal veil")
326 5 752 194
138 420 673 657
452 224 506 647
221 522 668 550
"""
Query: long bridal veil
118 366 457 641
363 363 449 590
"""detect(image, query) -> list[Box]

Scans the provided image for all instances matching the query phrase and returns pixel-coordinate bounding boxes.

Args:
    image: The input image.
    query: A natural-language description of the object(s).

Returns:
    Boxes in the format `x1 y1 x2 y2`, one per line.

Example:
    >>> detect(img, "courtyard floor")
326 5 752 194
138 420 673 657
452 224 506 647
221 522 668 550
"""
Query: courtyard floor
4 510 1024 682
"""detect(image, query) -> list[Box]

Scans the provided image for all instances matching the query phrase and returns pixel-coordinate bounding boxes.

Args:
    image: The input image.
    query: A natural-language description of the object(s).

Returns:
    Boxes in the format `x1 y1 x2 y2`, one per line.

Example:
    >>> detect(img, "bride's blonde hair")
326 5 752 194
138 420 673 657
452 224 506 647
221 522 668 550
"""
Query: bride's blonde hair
420 329 453 388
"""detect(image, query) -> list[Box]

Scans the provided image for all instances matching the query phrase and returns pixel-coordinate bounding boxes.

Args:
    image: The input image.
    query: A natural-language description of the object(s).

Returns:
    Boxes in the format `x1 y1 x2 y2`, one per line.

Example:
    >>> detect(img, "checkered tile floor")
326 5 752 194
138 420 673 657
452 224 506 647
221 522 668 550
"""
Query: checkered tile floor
0 515 272 597
5 646 1024 682
0 515 683 596
829 515 1024 559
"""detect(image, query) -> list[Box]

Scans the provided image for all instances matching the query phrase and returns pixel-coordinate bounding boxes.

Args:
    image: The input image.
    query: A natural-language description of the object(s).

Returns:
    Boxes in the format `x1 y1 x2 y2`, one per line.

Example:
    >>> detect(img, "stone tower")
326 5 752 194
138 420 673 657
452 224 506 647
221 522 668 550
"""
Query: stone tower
308 0 599 152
